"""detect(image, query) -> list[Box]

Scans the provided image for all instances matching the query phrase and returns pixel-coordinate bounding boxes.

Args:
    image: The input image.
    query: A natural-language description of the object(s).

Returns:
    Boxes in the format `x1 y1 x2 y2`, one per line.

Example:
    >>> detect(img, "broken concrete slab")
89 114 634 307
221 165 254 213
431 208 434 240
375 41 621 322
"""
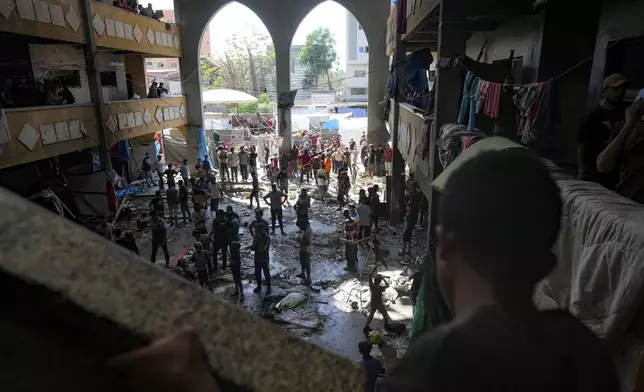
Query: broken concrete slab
0 186 365 392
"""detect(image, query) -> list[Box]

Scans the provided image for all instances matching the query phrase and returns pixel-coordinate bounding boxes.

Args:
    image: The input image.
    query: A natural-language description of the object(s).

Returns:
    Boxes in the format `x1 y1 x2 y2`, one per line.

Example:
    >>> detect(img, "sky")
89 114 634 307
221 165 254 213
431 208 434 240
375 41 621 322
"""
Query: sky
148 1 348 70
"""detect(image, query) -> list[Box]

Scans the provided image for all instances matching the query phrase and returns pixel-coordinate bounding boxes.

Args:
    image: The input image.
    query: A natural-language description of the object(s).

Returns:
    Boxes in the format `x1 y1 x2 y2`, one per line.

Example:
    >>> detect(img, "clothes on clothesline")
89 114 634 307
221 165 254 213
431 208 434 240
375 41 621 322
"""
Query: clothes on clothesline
513 79 560 146
437 123 487 169
458 71 502 130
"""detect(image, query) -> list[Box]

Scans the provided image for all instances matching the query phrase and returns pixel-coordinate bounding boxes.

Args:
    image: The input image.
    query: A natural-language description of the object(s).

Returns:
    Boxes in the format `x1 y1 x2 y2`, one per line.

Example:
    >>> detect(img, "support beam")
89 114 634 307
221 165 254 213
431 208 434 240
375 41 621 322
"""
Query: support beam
81 0 113 213
389 36 406 223
427 0 467 254
366 6 390 147
275 40 292 155
124 55 147 98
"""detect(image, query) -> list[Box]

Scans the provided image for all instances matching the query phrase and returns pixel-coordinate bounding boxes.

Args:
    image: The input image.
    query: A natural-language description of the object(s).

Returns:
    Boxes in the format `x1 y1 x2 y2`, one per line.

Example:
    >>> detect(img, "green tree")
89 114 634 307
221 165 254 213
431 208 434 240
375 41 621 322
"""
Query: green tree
200 57 220 90
212 26 276 96
299 27 337 90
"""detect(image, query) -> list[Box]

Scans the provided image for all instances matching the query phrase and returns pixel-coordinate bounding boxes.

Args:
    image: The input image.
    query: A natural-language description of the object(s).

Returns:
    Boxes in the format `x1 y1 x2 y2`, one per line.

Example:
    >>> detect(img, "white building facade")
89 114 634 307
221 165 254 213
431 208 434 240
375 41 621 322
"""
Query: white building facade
345 11 369 102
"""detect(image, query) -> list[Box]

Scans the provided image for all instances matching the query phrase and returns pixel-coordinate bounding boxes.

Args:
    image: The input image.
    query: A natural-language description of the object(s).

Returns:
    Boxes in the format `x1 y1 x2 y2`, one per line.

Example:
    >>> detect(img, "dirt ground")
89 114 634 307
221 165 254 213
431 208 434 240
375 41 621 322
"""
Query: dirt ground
118 165 429 368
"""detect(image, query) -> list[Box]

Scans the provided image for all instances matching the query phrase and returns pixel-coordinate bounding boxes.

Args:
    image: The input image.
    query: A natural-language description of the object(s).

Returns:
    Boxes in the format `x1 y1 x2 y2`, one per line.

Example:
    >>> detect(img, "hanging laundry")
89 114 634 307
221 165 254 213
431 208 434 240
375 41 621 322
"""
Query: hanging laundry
512 80 560 146
437 123 487 169
484 82 502 119
405 49 433 110
457 72 480 130
477 80 490 114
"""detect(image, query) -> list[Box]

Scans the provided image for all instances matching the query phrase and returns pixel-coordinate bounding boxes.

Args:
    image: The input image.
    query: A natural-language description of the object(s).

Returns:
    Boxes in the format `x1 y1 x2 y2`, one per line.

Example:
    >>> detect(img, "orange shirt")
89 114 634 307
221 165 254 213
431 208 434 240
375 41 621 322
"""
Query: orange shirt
324 158 332 173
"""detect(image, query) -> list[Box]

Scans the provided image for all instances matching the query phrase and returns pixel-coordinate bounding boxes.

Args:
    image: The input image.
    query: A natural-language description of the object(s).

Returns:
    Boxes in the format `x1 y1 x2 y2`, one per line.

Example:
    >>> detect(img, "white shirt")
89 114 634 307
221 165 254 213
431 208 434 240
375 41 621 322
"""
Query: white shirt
317 169 327 186
208 182 222 199
229 152 240 167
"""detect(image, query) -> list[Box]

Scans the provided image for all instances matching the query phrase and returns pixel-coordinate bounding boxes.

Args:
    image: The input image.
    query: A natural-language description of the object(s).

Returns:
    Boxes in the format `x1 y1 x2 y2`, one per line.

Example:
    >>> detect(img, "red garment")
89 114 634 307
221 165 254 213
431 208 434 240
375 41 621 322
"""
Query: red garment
484 83 502 119
300 153 312 166
271 156 278 167
311 135 318 146
384 148 393 163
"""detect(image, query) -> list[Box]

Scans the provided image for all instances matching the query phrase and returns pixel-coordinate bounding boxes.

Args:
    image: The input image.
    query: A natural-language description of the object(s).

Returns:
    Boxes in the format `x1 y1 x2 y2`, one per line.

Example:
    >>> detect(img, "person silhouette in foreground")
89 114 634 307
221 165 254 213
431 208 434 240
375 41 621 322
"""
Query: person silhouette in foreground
109 150 619 392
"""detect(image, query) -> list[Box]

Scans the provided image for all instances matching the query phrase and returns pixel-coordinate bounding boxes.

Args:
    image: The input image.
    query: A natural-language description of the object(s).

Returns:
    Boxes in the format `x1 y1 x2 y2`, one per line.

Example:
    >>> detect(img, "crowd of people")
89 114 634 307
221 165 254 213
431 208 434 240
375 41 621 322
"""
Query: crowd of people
103 0 163 19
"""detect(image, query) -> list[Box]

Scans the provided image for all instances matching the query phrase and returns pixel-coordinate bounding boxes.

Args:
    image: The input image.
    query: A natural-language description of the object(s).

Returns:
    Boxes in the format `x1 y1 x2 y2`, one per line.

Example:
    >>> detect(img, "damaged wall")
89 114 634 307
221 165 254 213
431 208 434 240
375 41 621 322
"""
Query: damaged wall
29 44 128 105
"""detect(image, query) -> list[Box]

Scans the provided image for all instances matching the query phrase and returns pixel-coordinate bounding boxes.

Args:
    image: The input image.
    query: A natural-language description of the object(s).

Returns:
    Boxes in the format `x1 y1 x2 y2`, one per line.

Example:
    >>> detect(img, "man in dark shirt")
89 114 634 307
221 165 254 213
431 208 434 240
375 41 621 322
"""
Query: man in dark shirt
178 180 192 224
210 209 228 273
248 146 258 177
164 164 178 188
251 230 271 295
263 184 287 235
577 73 630 189
149 210 170 267
249 171 260 209
358 341 384 392
597 99 644 204
249 208 269 238
378 149 619 392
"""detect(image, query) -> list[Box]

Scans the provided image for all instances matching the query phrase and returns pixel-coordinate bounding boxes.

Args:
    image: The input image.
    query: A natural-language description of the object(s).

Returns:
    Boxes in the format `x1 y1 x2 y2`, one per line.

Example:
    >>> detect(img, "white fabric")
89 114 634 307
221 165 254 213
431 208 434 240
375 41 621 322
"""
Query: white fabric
535 179 644 341
202 89 258 104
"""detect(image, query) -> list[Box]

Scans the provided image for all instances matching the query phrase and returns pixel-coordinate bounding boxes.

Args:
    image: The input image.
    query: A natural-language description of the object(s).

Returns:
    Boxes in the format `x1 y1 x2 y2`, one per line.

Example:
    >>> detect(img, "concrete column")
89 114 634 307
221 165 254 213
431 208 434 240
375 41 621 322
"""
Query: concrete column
124 55 147 98
366 16 389 146
428 0 467 253
274 39 292 154
174 0 206 173
389 37 407 223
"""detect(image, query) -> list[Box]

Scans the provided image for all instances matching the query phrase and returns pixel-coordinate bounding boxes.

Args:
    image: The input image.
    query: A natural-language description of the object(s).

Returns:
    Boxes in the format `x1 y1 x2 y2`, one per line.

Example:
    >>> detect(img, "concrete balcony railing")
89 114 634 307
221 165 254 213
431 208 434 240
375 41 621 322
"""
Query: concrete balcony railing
398 102 432 196
0 0 86 44
0 96 187 169
104 96 187 145
0 104 100 170
91 1 182 57
0 0 181 58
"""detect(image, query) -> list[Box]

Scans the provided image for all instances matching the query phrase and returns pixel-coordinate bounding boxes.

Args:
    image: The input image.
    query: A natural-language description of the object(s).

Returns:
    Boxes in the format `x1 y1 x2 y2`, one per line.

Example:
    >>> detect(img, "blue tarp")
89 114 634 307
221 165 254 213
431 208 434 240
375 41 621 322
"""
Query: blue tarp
116 185 142 199
338 108 367 118
197 128 209 159
322 118 340 130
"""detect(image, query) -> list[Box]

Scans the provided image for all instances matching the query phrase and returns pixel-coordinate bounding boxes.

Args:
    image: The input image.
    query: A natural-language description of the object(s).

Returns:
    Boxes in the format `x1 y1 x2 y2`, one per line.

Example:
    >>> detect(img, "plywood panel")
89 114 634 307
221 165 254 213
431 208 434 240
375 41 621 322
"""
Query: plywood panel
91 1 181 57
386 4 397 56
105 96 186 145
0 0 85 44
398 103 430 178
0 104 99 169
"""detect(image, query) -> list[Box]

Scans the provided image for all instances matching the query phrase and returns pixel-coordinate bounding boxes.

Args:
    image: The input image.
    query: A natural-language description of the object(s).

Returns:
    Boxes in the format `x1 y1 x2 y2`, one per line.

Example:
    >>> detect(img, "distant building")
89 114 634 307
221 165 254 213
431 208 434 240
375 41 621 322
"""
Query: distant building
144 9 211 95
289 44 335 105
345 11 368 102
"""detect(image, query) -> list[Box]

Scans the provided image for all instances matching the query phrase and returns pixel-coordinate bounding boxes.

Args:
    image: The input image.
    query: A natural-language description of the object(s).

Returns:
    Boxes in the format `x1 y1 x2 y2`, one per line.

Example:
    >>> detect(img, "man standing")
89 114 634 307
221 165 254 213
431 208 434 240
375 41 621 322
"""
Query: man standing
375 145 385 177
294 188 311 226
263 184 287 235
202 154 212 174
193 204 208 234
217 148 229 181
577 73 630 189
154 154 165 190
248 146 258 177
208 176 223 219
317 166 328 198
384 145 393 176
357 197 372 243
277 168 290 206
596 99 644 204
149 210 170 267
191 242 211 289
249 208 269 238
180 159 190 187
367 145 376 179
178 180 192 224
225 209 243 298
142 152 153 186
343 209 358 272
210 209 229 273
324 154 332 182
249 171 260 209
337 169 351 210
239 146 249 182
229 147 240 183
166 184 179 226
333 148 345 174
251 228 272 295
358 341 385 392
192 229 212 273
365 270 391 331
164 163 178 189
296 219 313 285
149 190 165 218
370 185 381 233
299 149 312 184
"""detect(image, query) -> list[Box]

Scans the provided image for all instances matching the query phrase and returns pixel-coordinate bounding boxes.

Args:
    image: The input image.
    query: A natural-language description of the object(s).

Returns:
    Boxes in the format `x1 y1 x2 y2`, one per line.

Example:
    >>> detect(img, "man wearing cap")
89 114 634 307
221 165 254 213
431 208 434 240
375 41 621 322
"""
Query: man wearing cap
577 73 630 190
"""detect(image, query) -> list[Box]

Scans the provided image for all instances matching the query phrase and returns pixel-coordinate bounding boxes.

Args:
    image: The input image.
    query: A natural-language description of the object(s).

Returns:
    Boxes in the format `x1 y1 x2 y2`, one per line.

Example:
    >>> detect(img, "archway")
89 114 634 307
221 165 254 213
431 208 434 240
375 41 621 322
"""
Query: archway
289 1 369 146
